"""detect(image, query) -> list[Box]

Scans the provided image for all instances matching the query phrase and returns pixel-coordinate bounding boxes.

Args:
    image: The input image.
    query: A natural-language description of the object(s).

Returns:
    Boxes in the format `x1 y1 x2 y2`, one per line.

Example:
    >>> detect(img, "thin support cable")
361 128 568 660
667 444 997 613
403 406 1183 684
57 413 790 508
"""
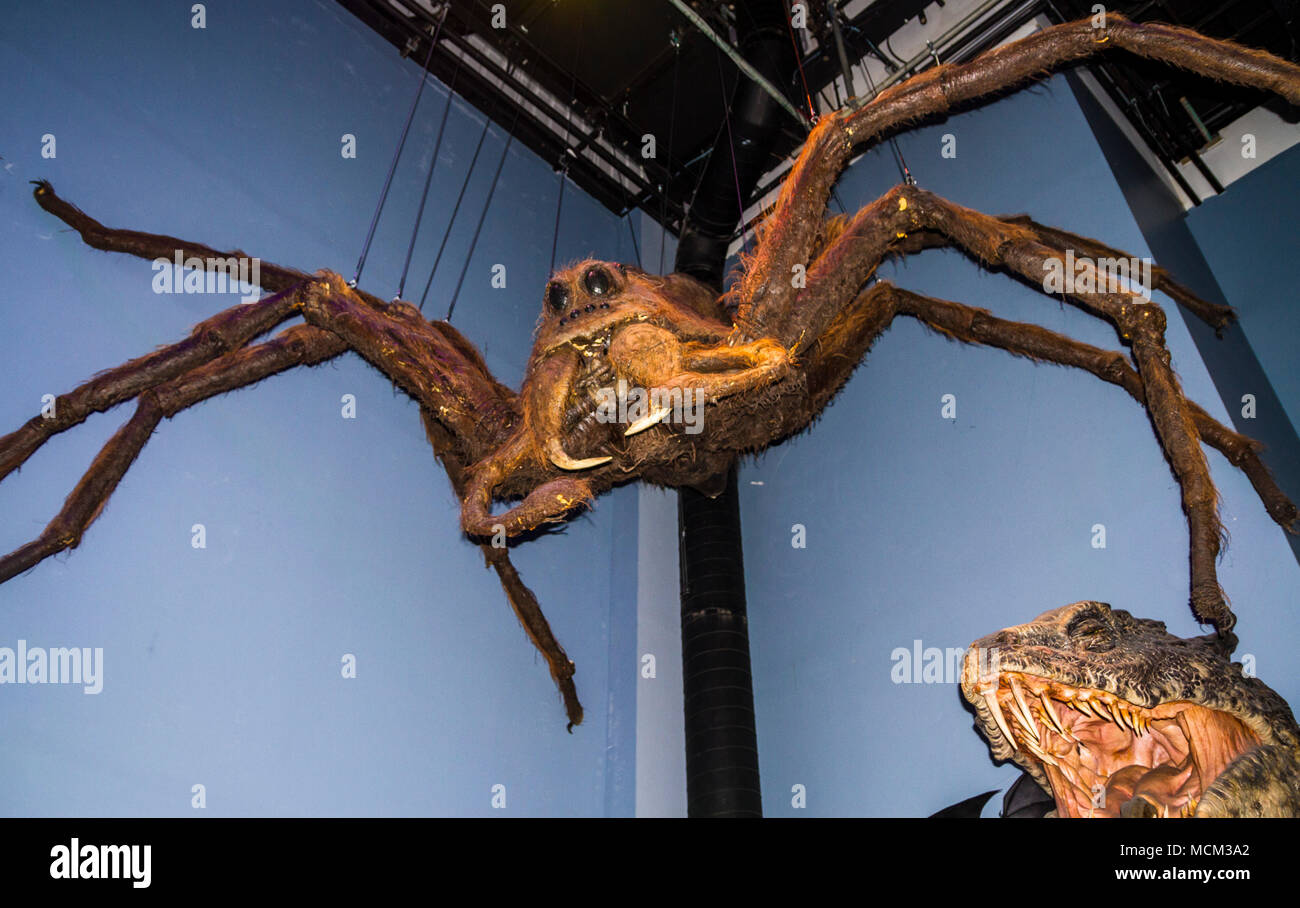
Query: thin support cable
784 2 817 120
716 48 750 258
625 212 642 269
549 169 567 274
418 112 493 313
351 8 448 287
854 59 915 186
446 105 523 323
659 40 680 275
550 6 584 275
397 59 463 301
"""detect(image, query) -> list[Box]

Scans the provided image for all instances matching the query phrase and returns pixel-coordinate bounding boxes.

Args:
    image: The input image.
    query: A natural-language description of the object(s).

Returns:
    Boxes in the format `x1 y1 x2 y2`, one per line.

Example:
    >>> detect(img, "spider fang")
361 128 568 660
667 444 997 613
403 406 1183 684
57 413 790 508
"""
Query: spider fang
624 405 673 437
546 438 611 471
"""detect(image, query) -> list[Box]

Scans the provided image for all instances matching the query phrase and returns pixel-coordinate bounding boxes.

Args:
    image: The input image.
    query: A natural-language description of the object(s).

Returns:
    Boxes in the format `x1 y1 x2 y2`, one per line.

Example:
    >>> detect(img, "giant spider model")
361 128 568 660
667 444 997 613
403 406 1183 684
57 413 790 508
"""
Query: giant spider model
3 15 1299 730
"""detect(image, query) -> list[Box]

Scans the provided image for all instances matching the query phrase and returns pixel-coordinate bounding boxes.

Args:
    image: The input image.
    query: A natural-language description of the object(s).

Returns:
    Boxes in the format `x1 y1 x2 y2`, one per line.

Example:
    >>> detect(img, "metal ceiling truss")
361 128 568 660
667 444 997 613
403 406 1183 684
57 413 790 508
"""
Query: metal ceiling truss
338 0 684 224
338 0 1300 243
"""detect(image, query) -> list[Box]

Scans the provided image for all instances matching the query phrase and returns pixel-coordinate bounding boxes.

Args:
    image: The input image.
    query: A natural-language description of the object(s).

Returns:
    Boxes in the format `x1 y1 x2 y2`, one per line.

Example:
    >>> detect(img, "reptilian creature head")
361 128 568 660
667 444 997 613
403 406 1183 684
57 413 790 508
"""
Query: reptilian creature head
961 602 1300 817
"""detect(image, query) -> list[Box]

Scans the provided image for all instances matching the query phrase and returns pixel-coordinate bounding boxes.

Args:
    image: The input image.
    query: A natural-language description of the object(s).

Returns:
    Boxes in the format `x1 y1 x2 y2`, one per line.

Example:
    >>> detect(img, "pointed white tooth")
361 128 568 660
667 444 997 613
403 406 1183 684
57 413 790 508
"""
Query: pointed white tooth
547 439 612 471
1073 695 1096 718
982 688 1018 752
1039 692 1067 736
1119 705 1137 733
1025 738 1057 766
1008 675 1040 743
624 404 672 436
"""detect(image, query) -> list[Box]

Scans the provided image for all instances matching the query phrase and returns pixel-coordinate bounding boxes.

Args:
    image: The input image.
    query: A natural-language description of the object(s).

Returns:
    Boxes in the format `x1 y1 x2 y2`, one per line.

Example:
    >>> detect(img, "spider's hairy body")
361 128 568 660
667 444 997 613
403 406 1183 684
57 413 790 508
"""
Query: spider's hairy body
4 14 1299 728
464 258 803 523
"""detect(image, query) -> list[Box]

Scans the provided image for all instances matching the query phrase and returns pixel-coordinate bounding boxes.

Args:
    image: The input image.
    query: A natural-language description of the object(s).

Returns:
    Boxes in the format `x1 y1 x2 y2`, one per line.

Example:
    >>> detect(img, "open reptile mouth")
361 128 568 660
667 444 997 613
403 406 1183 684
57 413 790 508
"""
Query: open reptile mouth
975 671 1261 817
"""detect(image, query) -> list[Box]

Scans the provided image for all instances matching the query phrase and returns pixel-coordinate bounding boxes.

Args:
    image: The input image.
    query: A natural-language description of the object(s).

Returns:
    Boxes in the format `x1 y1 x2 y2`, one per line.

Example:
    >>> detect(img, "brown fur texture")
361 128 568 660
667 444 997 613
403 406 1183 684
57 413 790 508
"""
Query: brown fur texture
6 16 1300 724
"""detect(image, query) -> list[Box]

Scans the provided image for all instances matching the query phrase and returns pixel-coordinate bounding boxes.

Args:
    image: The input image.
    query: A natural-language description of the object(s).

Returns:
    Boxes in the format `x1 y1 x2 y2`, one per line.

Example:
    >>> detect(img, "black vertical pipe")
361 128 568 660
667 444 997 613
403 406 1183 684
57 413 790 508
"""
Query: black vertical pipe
673 0 799 819
679 470 760 816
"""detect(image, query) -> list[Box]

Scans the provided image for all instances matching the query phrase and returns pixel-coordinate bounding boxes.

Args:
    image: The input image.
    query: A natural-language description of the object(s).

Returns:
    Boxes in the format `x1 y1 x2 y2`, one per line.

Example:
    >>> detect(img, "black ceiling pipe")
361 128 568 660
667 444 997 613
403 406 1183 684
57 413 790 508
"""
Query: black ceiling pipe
672 0 800 819
674 3 799 288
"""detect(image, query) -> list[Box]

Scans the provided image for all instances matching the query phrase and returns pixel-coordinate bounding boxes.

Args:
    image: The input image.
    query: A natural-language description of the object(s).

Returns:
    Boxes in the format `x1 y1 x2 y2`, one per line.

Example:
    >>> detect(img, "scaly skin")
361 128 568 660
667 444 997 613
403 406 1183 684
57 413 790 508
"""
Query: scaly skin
960 602 1300 817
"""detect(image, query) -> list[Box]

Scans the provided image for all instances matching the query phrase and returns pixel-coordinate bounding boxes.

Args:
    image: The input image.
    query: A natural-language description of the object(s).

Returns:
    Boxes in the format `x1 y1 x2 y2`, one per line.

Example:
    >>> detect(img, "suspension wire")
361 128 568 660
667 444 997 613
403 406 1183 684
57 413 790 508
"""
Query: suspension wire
855 58 915 186
549 170 567 275
783 3 817 121
396 55 464 301
831 187 848 215
418 110 493 313
351 7 448 287
551 8 587 274
625 212 642 269
716 46 750 259
659 36 681 275
446 103 524 322
549 6 584 275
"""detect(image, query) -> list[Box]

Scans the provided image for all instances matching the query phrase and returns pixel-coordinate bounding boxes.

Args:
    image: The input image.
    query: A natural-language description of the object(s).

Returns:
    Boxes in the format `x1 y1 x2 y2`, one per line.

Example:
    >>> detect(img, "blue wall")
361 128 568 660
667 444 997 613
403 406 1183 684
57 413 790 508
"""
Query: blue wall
735 76 1300 816
1067 74 1300 571
1185 147 1300 432
4 1 1296 819
0 0 640 816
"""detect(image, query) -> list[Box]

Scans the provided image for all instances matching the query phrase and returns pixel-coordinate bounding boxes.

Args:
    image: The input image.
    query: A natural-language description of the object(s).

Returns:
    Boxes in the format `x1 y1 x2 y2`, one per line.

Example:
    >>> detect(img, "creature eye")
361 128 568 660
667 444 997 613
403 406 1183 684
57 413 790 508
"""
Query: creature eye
583 266 613 297
546 281 570 313
1066 610 1116 651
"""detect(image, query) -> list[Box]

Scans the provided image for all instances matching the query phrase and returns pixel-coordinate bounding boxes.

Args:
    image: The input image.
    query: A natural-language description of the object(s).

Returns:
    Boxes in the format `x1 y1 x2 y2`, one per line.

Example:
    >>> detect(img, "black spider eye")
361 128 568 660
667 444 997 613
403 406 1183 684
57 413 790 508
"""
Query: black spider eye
583 266 613 297
546 281 570 313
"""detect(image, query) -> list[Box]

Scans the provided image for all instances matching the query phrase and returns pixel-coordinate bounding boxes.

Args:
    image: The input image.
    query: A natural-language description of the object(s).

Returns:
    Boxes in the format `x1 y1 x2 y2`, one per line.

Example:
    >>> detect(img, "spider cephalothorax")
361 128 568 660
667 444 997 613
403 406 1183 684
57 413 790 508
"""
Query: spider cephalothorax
459 258 795 537
5 15 1300 729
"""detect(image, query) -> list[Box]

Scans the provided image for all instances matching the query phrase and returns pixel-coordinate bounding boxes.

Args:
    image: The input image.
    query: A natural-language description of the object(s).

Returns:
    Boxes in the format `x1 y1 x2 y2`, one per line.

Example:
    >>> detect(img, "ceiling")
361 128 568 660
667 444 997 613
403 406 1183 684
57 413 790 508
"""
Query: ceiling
336 0 1300 234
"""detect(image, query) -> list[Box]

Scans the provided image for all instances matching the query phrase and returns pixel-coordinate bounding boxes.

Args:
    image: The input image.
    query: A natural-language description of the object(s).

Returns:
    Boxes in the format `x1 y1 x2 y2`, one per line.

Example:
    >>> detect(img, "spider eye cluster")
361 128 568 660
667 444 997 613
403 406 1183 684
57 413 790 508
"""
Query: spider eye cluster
583 266 612 297
546 264 627 324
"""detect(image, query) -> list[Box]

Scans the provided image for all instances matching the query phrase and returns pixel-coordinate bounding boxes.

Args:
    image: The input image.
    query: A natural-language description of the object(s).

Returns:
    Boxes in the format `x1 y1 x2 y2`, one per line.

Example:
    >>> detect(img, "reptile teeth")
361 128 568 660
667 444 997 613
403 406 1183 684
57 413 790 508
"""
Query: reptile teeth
981 686 1017 752
1008 675 1040 743
1026 739 1057 766
1039 691 1067 736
